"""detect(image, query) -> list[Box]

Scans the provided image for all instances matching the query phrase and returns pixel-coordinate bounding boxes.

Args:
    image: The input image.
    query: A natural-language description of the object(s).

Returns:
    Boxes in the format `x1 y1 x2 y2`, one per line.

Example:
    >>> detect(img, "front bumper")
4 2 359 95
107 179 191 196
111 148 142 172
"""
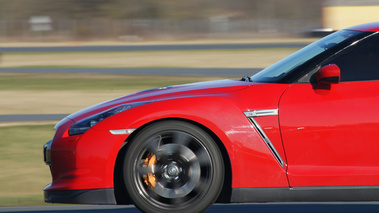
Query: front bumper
44 187 116 204
43 137 117 205
42 117 132 204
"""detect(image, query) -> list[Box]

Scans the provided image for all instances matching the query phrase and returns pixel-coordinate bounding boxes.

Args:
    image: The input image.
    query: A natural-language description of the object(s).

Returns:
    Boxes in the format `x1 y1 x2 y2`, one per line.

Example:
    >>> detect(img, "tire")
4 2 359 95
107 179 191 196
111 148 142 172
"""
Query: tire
123 121 224 213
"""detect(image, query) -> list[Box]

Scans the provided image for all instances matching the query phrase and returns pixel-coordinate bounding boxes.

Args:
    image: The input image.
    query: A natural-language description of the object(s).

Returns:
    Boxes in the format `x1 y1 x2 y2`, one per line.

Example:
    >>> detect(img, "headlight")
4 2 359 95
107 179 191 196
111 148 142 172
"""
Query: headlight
68 102 150 136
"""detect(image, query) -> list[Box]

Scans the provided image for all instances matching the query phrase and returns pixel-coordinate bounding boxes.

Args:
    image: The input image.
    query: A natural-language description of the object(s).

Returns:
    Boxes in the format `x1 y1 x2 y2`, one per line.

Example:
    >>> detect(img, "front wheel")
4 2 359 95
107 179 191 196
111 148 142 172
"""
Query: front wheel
123 121 224 213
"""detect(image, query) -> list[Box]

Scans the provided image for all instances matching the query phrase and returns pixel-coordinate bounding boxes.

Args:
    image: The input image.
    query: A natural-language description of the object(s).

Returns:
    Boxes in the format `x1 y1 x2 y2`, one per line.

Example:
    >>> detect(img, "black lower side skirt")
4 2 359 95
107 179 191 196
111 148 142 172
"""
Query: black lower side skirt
231 186 379 203
44 188 116 205
45 186 379 205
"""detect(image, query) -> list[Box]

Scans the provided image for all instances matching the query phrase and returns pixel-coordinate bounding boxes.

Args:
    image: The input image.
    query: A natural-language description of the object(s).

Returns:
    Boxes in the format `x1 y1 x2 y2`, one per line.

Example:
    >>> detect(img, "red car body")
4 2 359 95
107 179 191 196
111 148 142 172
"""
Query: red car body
44 22 379 212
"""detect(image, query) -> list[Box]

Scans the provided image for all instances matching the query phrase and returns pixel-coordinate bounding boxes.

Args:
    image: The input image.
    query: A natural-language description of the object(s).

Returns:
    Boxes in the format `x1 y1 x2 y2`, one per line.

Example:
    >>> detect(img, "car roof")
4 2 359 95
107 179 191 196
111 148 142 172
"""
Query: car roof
346 22 379 32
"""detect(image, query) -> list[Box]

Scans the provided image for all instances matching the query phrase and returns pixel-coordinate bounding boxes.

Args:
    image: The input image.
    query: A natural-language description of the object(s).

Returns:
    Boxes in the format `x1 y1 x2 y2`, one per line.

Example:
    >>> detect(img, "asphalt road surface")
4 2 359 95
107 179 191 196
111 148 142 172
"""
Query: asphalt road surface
0 43 308 53
1 203 379 213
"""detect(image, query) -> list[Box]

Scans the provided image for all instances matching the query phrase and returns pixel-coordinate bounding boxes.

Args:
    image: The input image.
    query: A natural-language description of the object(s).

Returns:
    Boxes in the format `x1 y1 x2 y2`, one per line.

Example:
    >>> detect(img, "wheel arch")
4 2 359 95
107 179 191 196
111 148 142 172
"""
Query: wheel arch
113 118 232 204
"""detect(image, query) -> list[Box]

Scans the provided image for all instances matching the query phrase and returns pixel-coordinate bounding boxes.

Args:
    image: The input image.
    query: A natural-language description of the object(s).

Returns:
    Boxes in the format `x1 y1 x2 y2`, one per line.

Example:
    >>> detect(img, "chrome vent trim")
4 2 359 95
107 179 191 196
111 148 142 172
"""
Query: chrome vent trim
244 109 284 168
110 129 136 135
244 109 278 118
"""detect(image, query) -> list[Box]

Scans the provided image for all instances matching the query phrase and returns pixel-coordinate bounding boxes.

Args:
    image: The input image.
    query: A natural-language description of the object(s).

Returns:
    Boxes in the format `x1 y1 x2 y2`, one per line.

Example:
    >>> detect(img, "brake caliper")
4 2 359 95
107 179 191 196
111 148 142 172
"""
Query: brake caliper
143 153 157 188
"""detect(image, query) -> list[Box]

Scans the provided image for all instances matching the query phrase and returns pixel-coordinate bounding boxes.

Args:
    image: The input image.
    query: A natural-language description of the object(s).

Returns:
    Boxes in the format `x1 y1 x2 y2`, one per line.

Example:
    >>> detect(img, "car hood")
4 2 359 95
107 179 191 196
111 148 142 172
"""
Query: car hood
66 79 250 122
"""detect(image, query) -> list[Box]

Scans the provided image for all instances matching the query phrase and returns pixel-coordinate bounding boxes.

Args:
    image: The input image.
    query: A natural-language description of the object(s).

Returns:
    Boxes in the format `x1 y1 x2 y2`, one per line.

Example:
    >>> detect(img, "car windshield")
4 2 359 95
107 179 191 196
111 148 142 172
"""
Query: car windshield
250 30 366 83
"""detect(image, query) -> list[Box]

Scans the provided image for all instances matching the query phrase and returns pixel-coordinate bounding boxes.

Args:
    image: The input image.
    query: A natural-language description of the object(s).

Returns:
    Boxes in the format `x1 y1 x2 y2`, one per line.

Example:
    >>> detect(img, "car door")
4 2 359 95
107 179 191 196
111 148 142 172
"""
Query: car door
278 33 379 187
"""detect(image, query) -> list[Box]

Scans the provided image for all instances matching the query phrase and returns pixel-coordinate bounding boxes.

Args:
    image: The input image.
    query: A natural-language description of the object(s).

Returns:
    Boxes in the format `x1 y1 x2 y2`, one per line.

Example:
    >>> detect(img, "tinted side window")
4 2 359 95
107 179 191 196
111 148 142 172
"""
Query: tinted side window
322 34 379 82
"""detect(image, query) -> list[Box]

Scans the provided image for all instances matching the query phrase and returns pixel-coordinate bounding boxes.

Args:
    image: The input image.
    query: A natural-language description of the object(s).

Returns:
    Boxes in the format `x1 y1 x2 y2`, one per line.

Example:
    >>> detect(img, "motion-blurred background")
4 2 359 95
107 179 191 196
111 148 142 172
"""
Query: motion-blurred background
0 0 324 41
0 0 378 208
0 0 377 42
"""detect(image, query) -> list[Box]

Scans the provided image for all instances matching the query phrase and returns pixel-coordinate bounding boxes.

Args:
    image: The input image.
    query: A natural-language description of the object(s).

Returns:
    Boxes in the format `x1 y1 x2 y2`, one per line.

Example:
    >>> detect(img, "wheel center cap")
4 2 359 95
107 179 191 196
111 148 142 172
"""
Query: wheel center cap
167 165 179 176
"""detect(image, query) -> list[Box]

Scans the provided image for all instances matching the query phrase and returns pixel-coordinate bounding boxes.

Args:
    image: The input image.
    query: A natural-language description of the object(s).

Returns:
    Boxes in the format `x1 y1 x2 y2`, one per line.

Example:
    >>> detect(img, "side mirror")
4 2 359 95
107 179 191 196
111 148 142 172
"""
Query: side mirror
316 64 340 85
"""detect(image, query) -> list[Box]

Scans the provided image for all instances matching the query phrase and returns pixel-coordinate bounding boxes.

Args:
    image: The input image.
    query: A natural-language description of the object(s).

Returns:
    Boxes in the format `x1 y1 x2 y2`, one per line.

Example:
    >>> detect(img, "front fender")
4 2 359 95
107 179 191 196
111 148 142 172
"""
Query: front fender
96 93 288 188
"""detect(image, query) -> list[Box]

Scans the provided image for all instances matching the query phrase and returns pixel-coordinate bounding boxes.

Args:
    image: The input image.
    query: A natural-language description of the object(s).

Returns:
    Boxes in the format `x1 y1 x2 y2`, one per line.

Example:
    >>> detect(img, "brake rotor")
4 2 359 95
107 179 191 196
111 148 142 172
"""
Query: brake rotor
143 153 157 188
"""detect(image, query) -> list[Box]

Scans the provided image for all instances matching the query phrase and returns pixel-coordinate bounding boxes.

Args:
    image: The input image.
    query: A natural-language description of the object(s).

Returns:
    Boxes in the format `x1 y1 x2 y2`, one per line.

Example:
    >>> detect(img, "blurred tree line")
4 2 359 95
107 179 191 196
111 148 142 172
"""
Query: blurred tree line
0 0 323 41
0 0 322 21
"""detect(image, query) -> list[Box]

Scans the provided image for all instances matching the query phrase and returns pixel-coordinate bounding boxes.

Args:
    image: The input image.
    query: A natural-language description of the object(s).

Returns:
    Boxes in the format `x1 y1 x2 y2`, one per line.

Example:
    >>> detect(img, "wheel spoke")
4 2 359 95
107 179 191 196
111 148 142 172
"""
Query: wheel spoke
153 182 176 198
160 142 179 154
192 177 209 194
170 196 187 205
193 149 211 166
145 135 162 153
178 145 196 161
156 177 170 189
136 162 152 176
155 152 171 165
172 131 192 146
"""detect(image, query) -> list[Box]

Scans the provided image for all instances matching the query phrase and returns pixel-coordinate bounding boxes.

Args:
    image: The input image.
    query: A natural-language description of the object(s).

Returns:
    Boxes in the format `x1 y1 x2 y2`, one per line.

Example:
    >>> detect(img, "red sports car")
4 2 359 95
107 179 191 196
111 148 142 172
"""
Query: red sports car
44 22 379 213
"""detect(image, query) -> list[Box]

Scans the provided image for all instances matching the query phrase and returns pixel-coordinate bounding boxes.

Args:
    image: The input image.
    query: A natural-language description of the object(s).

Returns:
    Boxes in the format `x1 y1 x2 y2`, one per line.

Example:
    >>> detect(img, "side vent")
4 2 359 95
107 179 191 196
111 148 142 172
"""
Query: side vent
244 109 284 168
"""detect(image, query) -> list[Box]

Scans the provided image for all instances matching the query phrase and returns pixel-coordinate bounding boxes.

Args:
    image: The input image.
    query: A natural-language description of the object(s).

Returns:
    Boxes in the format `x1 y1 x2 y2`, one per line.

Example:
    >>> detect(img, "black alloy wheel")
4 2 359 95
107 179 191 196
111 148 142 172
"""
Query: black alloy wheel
123 121 224 213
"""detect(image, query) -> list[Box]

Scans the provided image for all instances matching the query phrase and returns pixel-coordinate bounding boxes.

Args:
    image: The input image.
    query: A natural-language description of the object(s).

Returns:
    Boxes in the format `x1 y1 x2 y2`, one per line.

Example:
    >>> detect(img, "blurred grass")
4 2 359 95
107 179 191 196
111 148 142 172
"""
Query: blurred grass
0 124 55 207
0 49 297 69
0 73 218 91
